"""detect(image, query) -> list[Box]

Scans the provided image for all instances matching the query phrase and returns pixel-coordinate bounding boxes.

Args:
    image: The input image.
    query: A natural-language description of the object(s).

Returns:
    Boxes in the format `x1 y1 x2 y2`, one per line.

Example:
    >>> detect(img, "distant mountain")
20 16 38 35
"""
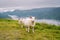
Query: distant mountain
0 7 60 20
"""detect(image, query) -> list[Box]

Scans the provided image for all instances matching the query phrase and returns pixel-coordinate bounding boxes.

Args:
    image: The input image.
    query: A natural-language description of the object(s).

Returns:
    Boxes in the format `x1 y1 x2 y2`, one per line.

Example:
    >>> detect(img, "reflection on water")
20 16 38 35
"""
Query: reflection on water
36 19 60 25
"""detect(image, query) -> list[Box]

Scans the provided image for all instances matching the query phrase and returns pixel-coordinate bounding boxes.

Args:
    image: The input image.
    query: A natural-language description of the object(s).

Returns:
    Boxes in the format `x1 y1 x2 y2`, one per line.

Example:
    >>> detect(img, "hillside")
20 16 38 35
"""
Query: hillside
0 7 60 20
0 19 60 40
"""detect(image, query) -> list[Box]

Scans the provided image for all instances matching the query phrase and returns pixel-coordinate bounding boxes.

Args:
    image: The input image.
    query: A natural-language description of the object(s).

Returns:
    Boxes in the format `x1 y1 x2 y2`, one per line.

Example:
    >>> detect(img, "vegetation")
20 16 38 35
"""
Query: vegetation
0 19 60 40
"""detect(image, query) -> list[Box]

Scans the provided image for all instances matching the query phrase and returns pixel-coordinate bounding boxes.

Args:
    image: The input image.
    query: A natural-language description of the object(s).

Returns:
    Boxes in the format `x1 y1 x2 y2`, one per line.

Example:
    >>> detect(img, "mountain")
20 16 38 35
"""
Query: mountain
0 7 60 20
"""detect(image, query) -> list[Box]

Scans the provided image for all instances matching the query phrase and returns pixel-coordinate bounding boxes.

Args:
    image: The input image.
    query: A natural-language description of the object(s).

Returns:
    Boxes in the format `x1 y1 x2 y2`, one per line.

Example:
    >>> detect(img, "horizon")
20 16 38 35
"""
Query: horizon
0 6 60 12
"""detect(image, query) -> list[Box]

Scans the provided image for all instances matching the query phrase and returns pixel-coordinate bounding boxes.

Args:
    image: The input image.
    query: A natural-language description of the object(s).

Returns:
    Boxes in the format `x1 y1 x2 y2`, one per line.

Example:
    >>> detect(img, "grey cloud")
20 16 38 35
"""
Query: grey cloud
0 0 60 9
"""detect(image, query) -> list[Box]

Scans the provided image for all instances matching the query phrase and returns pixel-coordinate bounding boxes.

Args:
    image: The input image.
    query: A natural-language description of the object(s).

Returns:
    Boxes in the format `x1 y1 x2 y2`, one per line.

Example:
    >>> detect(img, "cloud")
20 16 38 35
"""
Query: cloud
36 19 60 25
0 0 60 9
8 15 19 20
0 8 15 12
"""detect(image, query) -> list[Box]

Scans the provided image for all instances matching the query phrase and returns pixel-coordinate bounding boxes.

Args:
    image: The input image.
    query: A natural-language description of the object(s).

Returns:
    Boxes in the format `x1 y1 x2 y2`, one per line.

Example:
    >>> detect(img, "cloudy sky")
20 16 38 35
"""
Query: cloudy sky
0 0 60 10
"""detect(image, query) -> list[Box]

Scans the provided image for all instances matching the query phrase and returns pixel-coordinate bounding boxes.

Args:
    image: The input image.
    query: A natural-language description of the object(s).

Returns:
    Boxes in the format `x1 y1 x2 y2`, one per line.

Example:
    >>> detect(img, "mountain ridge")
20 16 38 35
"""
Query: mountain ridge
0 7 60 20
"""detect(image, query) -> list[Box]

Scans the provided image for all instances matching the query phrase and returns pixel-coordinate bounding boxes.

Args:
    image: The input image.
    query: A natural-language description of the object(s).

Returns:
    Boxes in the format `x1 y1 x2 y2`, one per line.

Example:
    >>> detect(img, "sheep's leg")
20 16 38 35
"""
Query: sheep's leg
20 21 23 28
26 27 29 32
26 27 28 32
32 27 34 33
27 27 30 32
21 25 23 28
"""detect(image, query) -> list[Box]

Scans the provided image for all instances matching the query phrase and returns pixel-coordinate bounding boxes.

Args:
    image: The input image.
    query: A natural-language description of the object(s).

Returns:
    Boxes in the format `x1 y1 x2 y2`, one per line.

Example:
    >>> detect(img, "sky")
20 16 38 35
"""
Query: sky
0 0 60 10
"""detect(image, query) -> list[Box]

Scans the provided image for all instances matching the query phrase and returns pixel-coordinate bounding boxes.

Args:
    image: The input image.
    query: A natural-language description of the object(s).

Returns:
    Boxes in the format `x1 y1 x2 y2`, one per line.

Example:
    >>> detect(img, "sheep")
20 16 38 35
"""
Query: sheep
18 18 24 28
18 16 35 32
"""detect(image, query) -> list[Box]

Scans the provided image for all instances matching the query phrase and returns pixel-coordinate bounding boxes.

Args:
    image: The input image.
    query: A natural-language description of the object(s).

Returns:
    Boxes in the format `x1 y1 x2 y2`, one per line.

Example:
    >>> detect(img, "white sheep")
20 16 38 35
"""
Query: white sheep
18 16 35 32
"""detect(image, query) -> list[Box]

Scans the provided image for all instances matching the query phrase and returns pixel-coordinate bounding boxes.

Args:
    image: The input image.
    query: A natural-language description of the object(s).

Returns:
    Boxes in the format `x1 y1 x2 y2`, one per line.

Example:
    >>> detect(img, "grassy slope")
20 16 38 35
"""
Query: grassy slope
0 19 60 40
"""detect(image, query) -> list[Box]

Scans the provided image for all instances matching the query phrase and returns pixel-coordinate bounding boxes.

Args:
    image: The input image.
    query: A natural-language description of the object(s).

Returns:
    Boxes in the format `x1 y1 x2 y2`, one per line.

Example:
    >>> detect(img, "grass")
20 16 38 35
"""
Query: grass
0 19 60 40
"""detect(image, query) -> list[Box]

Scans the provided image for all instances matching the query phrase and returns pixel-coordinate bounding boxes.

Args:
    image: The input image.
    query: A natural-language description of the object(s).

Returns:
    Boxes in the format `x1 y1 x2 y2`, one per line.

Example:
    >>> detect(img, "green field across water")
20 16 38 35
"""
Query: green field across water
0 19 60 40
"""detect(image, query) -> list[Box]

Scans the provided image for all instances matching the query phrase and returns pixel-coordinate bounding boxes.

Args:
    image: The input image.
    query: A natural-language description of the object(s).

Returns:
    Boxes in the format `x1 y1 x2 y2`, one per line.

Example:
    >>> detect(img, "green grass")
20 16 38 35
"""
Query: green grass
0 19 60 40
